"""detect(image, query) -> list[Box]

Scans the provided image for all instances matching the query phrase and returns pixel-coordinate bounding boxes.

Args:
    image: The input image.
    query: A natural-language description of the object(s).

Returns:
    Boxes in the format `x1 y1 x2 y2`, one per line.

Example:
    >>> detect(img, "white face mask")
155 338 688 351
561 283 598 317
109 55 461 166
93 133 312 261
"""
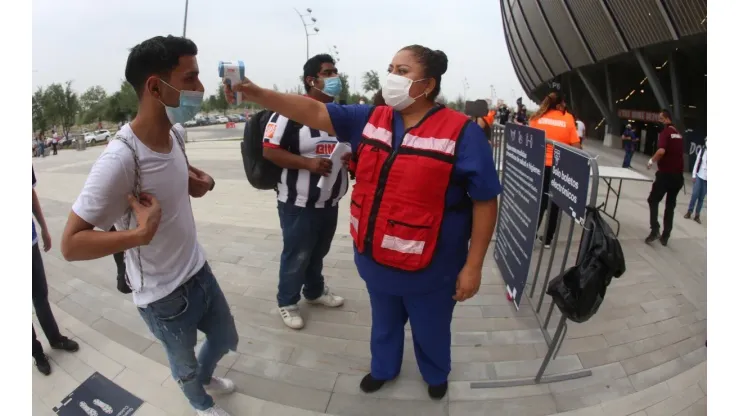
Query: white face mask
382 73 428 111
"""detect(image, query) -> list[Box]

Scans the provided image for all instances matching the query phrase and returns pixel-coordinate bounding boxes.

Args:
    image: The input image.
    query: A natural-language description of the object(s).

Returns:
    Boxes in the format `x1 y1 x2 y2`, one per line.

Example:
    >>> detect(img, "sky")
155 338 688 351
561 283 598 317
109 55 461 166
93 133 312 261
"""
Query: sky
32 0 536 107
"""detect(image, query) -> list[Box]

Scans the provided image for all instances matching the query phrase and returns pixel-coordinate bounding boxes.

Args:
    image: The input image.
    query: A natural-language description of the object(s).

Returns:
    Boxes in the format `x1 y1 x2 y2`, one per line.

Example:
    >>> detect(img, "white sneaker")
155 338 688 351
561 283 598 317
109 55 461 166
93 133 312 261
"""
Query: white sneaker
537 236 551 249
306 286 345 308
279 305 305 329
196 405 231 416
204 377 235 396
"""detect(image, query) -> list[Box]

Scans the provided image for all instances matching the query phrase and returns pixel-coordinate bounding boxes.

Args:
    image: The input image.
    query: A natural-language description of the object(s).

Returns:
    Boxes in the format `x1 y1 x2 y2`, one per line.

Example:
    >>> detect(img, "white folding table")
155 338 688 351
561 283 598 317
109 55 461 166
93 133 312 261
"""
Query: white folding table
591 166 652 236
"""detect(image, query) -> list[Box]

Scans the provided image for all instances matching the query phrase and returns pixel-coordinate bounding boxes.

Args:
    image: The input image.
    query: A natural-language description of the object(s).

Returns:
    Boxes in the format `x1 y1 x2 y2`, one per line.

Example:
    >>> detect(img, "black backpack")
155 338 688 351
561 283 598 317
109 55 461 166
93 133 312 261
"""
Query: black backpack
241 109 299 190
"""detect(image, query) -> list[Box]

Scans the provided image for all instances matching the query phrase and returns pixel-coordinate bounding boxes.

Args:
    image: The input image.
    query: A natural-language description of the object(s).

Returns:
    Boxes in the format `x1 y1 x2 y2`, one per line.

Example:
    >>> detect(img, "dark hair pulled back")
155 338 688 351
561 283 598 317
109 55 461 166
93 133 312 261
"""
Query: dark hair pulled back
400 45 448 101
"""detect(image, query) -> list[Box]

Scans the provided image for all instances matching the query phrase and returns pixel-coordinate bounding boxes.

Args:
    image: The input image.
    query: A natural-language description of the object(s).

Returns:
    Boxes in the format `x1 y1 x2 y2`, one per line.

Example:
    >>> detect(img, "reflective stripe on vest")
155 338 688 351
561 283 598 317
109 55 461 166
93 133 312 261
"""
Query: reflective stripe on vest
349 105 470 271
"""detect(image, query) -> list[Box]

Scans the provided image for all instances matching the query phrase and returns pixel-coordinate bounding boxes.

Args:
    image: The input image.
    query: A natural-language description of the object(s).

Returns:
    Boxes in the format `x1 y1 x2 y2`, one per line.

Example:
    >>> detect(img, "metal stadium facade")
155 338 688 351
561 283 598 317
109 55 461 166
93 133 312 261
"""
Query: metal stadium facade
500 0 707 164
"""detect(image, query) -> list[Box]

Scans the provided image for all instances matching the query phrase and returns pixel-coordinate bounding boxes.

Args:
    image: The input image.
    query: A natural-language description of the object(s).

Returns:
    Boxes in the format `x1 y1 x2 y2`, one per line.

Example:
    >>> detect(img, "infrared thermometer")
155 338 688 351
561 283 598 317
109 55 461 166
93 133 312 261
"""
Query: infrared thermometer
218 60 245 105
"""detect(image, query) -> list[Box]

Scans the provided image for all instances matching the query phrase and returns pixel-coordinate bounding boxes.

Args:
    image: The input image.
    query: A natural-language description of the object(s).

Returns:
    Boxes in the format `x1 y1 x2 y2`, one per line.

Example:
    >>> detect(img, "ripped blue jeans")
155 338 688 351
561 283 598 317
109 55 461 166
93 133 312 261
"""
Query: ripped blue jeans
138 263 238 411
277 202 338 307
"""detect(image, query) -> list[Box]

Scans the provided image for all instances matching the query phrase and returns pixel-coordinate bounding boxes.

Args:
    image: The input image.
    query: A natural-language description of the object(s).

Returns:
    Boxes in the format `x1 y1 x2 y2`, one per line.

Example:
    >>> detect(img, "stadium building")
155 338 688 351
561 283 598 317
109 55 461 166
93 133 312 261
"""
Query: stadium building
500 0 707 169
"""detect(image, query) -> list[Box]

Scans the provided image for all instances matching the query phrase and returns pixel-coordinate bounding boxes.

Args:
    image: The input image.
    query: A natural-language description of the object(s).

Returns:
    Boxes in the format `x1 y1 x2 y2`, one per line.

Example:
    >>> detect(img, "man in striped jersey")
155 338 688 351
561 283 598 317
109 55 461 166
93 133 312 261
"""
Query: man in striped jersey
263 54 347 329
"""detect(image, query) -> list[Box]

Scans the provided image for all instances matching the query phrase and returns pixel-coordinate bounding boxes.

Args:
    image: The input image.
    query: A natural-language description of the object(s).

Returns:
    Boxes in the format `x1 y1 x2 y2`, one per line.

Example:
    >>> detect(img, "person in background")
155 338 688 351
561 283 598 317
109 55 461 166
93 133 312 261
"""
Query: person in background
38 133 46 158
227 44 500 401
497 104 510 125
472 109 492 143
51 130 59 155
575 117 585 143
261 53 347 330
32 167 80 375
61 35 237 416
514 98 527 125
621 124 638 168
484 108 496 126
685 138 707 224
529 89 582 248
645 109 684 246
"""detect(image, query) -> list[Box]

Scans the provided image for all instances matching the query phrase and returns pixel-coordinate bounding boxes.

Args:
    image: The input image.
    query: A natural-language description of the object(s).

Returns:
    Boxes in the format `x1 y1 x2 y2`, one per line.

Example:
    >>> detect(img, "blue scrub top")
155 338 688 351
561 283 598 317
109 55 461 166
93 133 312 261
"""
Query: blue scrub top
326 104 502 295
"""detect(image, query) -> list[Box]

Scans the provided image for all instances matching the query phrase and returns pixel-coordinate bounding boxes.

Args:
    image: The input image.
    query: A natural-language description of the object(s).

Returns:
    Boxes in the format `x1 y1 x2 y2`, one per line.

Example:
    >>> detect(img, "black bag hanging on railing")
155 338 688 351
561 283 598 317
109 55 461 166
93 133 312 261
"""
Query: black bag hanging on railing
546 207 626 323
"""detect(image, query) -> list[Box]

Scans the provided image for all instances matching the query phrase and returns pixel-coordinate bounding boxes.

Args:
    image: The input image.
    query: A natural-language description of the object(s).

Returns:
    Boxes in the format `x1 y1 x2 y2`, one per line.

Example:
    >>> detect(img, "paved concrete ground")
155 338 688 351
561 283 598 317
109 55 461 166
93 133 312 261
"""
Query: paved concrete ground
31 139 706 416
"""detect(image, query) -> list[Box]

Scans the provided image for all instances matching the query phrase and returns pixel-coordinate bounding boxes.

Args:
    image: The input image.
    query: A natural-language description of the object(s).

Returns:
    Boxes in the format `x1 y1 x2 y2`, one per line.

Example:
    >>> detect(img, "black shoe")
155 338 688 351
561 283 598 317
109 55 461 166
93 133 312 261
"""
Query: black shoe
644 230 660 244
693 215 701 224
359 374 387 394
660 233 670 246
117 272 132 294
684 212 691 219
34 355 51 376
50 336 79 352
428 382 448 400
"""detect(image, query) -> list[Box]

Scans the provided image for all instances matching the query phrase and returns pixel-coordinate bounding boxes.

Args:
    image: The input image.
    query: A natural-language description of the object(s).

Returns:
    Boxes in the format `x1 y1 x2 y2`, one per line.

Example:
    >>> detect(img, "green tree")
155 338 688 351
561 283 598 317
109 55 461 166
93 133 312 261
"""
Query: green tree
362 70 380 93
80 85 108 124
348 92 369 105
338 73 350 103
104 81 139 123
214 88 229 115
32 87 49 134
44 81 80 138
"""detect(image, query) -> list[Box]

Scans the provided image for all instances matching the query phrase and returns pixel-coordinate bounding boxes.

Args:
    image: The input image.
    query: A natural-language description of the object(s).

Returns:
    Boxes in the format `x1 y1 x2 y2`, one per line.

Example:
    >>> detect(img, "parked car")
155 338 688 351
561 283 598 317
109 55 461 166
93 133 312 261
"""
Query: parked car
216 115 229 124
227 114 240 122
207 115 221 124
237 114 247 122
194 116 209 126
183 120 198 127
84 130 111 144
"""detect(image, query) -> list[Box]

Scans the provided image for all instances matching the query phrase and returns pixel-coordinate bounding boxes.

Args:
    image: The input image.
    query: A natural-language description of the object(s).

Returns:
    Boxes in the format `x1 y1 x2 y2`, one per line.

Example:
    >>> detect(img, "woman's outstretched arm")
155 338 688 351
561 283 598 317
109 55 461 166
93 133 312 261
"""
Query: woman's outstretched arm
227 81 336 136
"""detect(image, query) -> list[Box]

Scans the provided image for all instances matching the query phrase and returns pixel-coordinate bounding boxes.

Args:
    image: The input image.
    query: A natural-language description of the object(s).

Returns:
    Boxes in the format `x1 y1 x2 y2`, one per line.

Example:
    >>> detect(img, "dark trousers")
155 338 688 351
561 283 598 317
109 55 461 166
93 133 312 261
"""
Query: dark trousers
622 150 634 168
648 171 684 237
52 143 58 155
32 243 62 358
276 202 338 307
538 167 559 245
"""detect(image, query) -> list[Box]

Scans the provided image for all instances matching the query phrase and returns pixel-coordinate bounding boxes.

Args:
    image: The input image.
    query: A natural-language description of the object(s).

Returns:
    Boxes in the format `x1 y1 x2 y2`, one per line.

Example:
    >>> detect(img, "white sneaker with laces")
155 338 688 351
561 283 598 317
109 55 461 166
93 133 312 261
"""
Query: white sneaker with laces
279 305 305 329
196 405 231 416
306 286 344 307
204 377 235 396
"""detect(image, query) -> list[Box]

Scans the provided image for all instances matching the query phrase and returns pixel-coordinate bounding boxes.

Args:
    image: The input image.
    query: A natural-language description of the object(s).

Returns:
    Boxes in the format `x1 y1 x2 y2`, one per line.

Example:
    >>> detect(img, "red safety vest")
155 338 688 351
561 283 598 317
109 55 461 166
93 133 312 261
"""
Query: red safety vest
349 105 470 271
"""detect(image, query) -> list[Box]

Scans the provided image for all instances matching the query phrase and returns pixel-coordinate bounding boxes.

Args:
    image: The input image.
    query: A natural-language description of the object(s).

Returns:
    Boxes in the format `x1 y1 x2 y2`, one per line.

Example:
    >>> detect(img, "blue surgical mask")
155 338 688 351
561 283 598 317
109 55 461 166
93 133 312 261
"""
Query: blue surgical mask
159 80 204 125
321 76 342 98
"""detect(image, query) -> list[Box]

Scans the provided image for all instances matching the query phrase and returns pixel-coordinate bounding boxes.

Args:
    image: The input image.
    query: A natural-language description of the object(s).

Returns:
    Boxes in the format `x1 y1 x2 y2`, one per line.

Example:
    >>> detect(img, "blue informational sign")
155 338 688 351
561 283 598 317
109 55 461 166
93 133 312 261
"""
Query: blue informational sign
494 124 546 309
549 143 591 225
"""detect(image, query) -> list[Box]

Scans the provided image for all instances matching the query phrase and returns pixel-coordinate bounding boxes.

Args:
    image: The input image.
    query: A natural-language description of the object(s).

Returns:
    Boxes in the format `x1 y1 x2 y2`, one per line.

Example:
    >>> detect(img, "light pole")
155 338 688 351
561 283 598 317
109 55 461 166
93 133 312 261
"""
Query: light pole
183 0 189 37
463 78 470 101
295 8 319 60
328 44 340 62
490 84 496 105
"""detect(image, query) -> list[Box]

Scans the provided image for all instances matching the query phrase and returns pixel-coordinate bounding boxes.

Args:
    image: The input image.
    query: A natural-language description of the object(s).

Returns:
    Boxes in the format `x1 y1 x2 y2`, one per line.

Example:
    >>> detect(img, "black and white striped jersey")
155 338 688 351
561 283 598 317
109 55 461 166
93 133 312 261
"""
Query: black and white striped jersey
263 112 349 207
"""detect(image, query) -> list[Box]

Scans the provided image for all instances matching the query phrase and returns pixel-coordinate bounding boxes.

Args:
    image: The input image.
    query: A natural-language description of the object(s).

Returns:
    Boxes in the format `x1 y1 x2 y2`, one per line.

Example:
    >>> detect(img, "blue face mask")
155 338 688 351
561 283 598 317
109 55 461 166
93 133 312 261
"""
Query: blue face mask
159 80 204 125
321 76 342 98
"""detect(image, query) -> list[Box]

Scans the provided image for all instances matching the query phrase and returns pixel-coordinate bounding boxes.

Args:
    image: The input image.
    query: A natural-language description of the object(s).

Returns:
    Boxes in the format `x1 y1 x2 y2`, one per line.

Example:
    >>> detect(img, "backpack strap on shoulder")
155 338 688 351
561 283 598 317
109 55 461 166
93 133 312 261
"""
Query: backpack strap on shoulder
112 133 144 293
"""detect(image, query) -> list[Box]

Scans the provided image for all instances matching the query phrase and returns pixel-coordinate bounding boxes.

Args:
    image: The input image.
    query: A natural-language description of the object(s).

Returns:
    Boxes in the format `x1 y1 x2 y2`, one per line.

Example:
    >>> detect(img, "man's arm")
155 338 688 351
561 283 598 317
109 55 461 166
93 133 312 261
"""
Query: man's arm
263 147 311 170
32 188 48 234
188 165 215 198
61 193 160 261
263 115 331 175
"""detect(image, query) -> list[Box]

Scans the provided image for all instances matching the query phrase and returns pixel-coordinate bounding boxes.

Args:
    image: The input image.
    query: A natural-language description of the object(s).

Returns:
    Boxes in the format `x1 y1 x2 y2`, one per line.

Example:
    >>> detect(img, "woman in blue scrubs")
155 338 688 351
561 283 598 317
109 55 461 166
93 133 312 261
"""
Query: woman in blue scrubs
227 45 501 400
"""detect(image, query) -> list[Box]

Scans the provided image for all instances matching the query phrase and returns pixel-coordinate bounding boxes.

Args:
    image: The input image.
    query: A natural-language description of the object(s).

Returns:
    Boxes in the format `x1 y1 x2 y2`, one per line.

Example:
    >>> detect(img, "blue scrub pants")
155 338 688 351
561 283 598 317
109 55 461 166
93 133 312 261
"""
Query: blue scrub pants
367 284 457 386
